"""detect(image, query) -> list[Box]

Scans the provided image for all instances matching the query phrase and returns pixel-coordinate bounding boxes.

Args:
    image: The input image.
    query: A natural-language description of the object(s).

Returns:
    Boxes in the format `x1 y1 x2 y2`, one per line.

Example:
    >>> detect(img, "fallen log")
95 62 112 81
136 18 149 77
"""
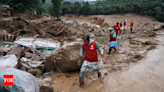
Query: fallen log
20 18 31 23
55 26 67 36
12 29 24 34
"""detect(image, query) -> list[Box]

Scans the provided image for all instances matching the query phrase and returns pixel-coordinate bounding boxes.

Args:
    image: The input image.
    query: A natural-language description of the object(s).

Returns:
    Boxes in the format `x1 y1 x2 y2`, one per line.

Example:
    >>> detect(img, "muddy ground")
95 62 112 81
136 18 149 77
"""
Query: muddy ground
3 14 164 92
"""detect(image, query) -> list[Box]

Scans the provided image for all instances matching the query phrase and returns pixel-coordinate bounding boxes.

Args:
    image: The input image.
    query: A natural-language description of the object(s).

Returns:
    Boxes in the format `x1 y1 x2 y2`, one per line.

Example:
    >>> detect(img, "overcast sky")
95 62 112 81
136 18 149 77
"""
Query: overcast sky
85 0 97 1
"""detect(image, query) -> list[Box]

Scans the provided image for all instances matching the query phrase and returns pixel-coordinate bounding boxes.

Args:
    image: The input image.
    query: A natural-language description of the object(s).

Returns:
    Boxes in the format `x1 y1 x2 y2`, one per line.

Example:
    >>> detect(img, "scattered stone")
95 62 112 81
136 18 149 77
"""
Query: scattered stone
145 41 158 45
147 46 156 50
90 33 95 38
104 73 108 75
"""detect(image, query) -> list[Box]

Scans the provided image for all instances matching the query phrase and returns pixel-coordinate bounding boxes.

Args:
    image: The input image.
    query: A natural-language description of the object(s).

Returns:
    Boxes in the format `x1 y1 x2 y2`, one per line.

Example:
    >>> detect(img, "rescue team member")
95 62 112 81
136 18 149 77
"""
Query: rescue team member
123 18 127 33
113 22 121 36
78 35 106 86
129 20 134 33
120 21 123 35
108 28 118 54
91 26 94 31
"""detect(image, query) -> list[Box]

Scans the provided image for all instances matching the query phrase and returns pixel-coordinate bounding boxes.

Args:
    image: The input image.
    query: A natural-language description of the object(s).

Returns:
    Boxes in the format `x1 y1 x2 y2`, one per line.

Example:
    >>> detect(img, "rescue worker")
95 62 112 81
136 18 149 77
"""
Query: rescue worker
129 20 134 33
119 21 123 35
113 22 121 36
78 35 106 86
108 28 118 54
74 21 76 26
123 18 127 33
91 26 94 31
66 21 68 25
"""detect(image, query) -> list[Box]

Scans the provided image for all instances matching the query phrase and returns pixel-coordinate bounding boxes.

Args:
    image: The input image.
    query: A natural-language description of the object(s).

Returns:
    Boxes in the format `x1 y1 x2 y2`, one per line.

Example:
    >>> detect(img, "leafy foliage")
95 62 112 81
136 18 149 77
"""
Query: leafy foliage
51 0 63 20
61 0 164 22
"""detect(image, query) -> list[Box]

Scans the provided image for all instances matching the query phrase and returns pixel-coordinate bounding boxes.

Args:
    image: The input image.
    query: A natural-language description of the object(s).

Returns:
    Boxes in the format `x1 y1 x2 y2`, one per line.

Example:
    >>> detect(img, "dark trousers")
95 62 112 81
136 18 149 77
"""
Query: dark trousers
108 47 117 54
130 28 133 32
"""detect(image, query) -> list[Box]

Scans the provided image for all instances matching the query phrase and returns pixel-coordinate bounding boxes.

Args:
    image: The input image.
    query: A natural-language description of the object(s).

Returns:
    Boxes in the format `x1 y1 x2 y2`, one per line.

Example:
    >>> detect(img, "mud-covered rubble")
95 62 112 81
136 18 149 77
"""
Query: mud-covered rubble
3 15 164 92
64 14 110 27
3 19 71 38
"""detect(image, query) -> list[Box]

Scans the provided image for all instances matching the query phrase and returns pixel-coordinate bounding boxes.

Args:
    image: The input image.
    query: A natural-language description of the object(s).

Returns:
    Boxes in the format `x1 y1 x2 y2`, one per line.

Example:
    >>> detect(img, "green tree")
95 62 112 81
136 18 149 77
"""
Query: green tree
73 2 81 15
51 0 63 20
154 6 162 20
41 0 46 3
80 2 90 15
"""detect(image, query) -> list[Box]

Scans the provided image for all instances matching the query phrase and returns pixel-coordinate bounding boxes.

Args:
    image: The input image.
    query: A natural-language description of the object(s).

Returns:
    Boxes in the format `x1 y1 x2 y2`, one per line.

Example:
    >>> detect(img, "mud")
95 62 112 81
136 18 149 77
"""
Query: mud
3 14 164 92
47 14 164 92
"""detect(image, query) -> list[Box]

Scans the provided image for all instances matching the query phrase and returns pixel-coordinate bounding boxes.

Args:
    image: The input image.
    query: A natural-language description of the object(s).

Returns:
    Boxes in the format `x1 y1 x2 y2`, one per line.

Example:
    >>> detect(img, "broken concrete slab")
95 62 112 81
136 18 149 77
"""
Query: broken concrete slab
14 37 60 49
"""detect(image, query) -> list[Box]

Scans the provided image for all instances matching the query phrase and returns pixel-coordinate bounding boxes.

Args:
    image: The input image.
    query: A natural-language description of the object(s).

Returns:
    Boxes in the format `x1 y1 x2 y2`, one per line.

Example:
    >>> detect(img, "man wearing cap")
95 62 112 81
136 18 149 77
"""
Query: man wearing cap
108 27 118 54
77 35 106 86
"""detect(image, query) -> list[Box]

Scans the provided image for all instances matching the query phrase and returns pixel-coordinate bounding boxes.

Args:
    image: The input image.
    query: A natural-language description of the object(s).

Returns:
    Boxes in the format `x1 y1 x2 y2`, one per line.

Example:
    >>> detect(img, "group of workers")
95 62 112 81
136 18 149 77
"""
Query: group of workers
77 19 134 86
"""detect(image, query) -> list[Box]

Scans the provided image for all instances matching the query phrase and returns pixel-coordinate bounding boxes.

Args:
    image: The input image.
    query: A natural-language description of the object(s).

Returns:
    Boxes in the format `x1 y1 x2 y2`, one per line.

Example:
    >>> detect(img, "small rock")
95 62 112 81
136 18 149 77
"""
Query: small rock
40 85 53 92
28 69 42 76
90 33 95 38
104 73 108 75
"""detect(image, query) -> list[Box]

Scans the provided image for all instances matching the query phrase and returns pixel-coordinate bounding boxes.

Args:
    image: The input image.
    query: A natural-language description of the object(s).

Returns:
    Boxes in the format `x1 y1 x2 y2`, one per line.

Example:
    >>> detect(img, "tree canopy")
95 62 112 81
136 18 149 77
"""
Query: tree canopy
3 0 164 22
61 0 164 22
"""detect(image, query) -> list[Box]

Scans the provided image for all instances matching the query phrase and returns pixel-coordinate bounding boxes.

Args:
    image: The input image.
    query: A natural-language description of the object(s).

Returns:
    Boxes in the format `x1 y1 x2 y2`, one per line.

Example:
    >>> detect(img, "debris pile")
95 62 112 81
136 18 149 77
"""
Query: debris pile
3 19 71 38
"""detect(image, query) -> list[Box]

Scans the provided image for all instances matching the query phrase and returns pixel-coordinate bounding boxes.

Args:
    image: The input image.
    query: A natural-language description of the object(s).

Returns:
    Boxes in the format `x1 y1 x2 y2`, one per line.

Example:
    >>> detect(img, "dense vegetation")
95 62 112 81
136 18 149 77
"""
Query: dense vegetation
61 0 164 22
3 0 164 22
3 0 45 16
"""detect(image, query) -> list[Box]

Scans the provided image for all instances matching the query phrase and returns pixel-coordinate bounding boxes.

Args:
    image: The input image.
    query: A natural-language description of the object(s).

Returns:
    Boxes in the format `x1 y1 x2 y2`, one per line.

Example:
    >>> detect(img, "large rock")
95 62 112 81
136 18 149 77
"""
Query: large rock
45 42 83 72
154 24 164 31
130 38 158 45
37 78 53 92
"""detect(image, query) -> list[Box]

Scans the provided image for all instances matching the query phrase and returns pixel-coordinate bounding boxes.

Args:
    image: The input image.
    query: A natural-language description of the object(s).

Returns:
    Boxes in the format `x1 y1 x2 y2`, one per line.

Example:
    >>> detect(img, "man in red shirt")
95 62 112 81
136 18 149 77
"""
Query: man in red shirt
113 22 121 36
78 35 106 86
120 21 123 35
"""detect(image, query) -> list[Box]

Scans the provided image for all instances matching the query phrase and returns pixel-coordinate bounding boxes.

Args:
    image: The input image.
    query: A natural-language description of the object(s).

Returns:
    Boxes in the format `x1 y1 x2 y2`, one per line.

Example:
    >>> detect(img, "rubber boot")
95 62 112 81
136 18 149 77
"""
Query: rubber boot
98 72 101 78
108 48 112 54
114 48 117 52
79 77 84 86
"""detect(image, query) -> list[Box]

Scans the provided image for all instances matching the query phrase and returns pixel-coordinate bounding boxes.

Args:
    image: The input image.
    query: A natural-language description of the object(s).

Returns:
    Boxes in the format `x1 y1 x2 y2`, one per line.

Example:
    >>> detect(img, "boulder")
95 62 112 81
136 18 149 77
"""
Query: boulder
45 42 83 72
154 24 164 31
37 78 53 92
130 38 157 45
